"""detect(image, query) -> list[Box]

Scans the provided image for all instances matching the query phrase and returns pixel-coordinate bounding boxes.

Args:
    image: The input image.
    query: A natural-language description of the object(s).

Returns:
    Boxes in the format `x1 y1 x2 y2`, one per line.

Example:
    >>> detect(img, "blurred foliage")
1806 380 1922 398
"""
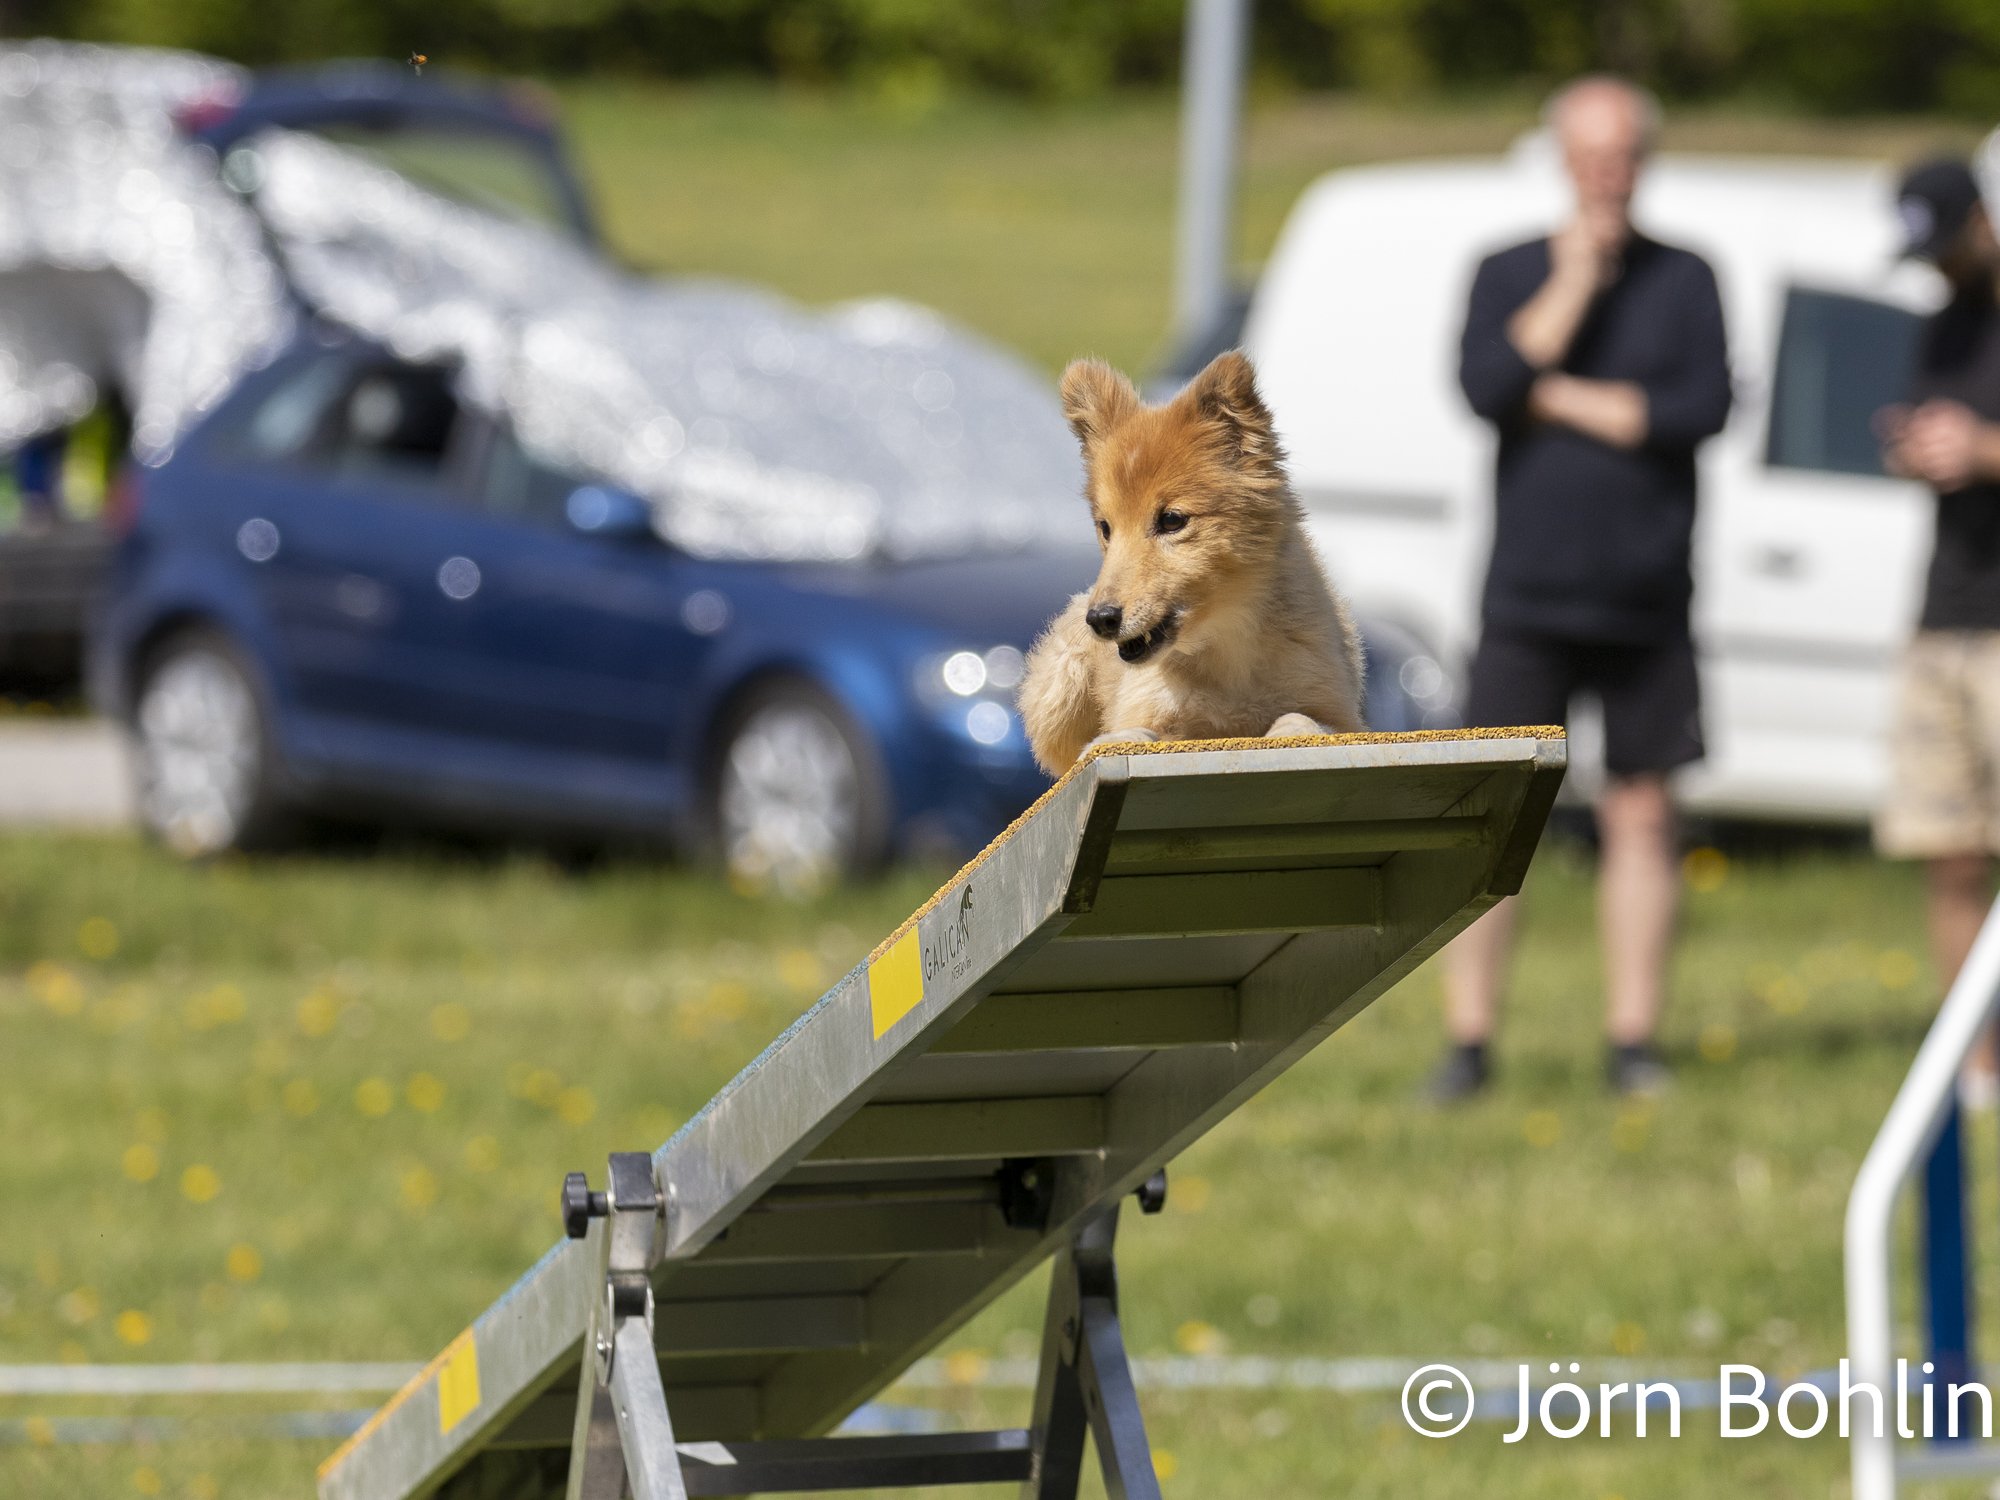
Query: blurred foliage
4 0 2000 113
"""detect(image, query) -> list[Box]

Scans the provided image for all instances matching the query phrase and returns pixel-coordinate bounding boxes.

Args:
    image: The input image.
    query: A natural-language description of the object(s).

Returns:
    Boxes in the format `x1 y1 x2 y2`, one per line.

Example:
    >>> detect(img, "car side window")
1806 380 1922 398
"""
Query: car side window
212 354 468 494
479 427 588 528
326 365 463 486
1765 286 1921 478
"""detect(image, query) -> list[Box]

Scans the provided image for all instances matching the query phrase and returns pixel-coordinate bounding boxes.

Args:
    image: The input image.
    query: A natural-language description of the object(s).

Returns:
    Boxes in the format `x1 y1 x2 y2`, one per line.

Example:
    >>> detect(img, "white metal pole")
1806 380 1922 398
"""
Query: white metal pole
1174 0 1250 344
1846 894 2000 1500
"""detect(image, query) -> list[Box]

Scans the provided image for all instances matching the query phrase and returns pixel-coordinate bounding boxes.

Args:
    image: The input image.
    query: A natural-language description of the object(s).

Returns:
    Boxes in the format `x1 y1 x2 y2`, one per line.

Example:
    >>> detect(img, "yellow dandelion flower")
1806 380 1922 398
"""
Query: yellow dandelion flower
180 1164 221 1203
556 1086 596 1126
942 1348 989 1386
401 1164 440 1211
1153 1450 1179 1480
77 916 119 960
1522 1110 1562 1148
296 990 339 1037
354 1078 394 1117
27 961 84 1016
406 1073 446 1113
1699 1023 1737 1063
131 1465 162 1496
225 1243 262 1283
114 1309 153 1346
1878 949 1920 991
1174 1319 1223 1355
1681 846 1728 893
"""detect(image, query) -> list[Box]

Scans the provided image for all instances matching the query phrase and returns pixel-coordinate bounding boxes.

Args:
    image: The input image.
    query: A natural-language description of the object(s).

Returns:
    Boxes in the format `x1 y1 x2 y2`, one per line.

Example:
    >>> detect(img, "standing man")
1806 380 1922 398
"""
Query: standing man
1876 159 2000 1102
1428 75 1732 1101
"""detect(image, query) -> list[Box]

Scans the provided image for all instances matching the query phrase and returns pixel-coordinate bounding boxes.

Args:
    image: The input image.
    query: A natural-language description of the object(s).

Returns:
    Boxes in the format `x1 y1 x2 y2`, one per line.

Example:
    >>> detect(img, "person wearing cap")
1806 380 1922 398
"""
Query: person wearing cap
1877 157 2000 1102
1428 75 1732 1102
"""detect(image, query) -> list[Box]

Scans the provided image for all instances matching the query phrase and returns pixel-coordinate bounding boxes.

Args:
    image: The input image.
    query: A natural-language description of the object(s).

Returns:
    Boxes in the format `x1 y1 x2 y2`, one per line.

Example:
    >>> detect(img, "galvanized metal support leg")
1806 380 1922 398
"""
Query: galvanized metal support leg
608 1317 685 1500
565 1379 625 1500
565 1152 684 1500
1022 1202 1161 1500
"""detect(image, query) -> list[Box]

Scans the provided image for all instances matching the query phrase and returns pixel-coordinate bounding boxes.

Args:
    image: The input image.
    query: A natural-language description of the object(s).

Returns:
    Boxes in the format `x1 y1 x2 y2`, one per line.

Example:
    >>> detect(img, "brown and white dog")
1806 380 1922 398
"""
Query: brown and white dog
1019 350 1365 775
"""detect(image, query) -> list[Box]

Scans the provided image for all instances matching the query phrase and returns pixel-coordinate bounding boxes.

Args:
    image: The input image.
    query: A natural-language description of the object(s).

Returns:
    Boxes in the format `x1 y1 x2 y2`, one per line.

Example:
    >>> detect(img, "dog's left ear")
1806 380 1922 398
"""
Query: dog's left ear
1185 351 1283 478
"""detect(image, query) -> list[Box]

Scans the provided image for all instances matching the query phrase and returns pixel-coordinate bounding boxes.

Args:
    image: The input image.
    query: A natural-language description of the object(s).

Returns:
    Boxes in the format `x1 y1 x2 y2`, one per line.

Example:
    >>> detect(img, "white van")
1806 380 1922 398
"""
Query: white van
1244 139 1944 820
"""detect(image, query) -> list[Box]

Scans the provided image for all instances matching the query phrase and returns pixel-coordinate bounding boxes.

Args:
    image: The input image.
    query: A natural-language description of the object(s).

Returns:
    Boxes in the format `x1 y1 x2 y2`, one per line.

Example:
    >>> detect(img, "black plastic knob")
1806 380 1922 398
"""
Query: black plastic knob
561 1172 609 1238
1135 1169 1167 1215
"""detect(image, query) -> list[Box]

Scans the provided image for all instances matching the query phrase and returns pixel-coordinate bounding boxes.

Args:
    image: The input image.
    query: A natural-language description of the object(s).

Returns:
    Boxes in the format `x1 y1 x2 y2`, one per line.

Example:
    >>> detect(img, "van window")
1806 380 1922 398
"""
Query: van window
1765 287 1920 478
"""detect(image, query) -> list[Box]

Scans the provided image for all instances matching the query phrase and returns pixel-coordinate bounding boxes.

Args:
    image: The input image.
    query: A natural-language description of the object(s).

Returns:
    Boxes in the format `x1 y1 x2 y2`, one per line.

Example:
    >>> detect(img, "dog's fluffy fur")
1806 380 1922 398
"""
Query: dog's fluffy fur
1019 350 1365 775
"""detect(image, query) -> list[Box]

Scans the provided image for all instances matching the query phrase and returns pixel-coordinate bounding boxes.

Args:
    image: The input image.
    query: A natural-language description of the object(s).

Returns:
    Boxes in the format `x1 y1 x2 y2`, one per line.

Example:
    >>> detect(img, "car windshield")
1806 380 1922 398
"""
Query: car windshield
306 124 575 237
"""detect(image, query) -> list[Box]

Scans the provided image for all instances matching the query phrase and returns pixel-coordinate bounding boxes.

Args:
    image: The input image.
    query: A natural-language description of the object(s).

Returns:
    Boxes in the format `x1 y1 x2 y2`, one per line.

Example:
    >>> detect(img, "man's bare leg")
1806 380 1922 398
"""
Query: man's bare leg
1598 774 1678 1057
1444 897 1518 1044
1928 853 1996 1098
1423 897 1520 1100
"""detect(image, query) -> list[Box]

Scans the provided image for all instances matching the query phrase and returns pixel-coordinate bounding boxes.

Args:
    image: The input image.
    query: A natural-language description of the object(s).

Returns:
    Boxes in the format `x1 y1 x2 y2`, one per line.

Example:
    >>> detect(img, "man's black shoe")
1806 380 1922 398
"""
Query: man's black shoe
1607 1042 1670 1098
1422 1042 1490 1104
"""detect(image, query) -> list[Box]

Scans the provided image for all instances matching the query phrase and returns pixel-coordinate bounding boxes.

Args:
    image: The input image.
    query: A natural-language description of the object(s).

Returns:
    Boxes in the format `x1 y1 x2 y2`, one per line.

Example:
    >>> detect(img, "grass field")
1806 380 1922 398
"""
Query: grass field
562 85 1986 375
6 80 2000 1498
2 828 1991 1498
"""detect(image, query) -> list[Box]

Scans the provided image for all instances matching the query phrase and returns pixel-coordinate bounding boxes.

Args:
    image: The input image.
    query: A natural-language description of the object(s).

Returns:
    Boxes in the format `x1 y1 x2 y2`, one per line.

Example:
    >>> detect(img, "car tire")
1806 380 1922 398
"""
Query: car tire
133 628 290 857
709 677 891 893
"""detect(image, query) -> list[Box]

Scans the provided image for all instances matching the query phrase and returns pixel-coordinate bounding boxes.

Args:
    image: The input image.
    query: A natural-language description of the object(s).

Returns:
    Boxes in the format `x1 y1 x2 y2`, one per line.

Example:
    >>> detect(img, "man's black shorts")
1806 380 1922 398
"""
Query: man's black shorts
1462 630 1704 777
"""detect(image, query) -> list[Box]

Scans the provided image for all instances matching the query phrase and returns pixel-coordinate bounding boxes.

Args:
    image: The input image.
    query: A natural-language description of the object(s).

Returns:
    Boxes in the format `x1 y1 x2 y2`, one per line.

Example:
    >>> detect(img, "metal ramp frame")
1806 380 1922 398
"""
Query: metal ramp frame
319 728 1565 1500
1849 894 2000 1498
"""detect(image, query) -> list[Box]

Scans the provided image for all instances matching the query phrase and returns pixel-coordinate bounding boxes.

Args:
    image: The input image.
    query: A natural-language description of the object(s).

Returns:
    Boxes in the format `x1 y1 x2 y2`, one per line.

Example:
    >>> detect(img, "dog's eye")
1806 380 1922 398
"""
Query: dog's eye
1097 518 1110 540
1155 510 1189 535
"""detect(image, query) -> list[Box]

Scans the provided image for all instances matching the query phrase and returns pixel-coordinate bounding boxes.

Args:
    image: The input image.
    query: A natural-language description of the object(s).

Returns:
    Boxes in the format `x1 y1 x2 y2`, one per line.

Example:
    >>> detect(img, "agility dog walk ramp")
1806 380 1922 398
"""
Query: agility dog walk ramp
321 729 1564 1500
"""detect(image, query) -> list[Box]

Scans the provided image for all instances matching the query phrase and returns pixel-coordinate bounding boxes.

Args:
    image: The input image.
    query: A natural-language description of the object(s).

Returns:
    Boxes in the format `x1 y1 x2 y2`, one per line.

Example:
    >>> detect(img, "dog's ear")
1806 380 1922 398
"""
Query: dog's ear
1184 350 1283 477
1059 359 1140 451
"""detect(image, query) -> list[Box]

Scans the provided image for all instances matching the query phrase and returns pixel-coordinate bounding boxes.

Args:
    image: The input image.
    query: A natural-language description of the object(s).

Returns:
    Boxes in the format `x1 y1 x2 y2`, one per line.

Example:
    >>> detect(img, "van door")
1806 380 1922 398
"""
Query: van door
1692 284 1929 815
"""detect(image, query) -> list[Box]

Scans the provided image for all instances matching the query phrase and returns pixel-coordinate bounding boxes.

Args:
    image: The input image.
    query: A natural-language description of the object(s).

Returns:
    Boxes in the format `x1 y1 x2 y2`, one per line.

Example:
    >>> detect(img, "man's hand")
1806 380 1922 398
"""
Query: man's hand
1549 206 1627 293
1884 400 2000 492
1508 210 1628 371
1528 373 1648 449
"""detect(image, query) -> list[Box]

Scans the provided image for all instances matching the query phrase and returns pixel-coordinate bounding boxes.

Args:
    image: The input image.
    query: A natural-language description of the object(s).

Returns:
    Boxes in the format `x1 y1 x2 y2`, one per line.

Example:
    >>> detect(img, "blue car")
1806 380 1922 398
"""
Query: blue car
91 332 1101 886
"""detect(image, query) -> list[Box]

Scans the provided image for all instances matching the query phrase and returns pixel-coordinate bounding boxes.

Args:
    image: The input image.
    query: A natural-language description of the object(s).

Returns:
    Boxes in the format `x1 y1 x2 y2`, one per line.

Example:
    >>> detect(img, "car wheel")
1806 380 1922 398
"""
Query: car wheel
134 629 287 857
712 679 890 893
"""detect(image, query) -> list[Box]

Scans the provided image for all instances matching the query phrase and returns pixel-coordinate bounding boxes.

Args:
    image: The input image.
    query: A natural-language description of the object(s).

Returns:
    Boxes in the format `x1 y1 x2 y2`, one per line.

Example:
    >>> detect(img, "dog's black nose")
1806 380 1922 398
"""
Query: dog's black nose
1086 603 1122 639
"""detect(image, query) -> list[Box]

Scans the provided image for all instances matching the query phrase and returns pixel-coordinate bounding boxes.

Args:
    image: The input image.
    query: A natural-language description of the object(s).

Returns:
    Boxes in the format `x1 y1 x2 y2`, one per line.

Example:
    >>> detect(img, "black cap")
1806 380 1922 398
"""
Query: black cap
1896 158 1982 262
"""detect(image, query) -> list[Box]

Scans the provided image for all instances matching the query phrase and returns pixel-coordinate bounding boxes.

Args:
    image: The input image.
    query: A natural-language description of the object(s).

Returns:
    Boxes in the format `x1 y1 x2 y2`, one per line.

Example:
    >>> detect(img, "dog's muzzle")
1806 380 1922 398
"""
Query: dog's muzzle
1116 610 1180 664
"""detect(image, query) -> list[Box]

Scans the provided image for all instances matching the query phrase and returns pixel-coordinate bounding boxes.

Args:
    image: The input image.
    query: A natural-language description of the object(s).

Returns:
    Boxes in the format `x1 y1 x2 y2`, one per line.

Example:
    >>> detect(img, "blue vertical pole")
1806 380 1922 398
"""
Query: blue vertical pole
1922 1102 1973 1441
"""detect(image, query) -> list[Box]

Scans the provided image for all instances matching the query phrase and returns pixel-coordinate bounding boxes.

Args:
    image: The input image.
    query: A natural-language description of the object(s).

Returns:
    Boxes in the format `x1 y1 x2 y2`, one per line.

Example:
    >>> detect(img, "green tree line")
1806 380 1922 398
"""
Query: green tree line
6 0 1998 113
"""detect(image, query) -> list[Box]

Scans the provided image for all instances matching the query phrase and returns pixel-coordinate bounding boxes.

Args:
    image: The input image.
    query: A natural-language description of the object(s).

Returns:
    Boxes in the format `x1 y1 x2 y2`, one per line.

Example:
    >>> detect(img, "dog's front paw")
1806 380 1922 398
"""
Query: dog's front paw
1080 727 1161 760
1265 713 1326 738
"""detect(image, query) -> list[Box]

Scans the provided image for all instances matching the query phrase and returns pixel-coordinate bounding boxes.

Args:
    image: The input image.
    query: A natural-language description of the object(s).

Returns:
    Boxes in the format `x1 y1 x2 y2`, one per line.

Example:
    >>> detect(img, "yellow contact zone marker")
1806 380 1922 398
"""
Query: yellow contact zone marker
437 1328 481 1435
868 927 924 1039
317 1322 472 1480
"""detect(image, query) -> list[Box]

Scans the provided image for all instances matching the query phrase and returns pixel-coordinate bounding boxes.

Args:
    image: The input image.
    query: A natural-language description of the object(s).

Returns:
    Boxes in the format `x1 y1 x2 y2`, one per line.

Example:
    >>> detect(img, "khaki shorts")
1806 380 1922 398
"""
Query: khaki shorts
1877 630 2000 858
